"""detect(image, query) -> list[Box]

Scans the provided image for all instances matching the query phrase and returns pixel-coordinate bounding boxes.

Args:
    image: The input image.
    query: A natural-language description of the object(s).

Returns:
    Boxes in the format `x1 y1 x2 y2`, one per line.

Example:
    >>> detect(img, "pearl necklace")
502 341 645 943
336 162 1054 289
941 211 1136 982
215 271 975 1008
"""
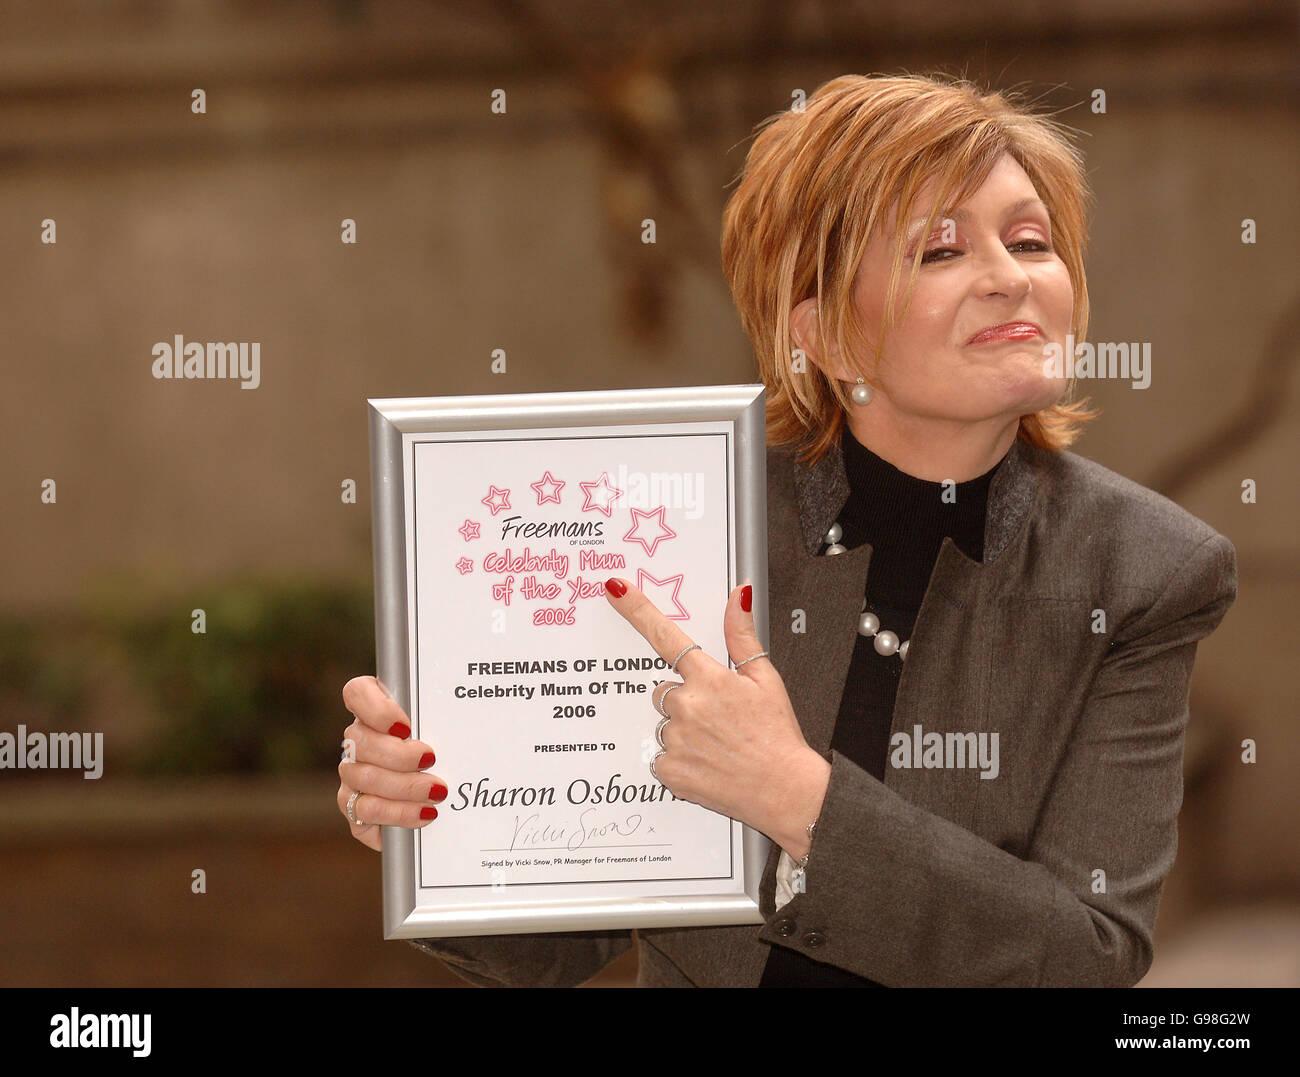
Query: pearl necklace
822 520 910 662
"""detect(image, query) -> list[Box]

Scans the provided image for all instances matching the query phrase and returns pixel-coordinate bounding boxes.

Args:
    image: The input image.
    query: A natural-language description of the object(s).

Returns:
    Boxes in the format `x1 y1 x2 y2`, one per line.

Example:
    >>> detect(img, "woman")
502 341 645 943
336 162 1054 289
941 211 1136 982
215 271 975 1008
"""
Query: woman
337 73 1237 987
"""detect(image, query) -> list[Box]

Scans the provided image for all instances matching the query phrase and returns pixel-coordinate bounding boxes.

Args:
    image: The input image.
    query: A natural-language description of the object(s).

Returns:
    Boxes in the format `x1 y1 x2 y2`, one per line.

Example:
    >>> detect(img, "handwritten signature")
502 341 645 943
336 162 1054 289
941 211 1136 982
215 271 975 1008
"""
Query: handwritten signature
510 808 645 852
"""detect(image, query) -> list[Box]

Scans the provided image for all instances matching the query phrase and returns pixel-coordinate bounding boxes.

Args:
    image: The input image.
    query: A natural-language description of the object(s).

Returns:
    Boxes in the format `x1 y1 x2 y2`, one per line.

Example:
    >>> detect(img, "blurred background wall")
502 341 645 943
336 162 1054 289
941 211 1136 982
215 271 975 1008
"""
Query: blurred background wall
1 0 1296 987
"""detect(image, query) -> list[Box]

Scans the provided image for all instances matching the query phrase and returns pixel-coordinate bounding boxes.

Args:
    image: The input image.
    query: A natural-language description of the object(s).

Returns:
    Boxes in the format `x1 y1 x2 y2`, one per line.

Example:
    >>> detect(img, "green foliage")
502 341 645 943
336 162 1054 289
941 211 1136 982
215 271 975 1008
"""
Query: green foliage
0 612 93 727
0 578 375 776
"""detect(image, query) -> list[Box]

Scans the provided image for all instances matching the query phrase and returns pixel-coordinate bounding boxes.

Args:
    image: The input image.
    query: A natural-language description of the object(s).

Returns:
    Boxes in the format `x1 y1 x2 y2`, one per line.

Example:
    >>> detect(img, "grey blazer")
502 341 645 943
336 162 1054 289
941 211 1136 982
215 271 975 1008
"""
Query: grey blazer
409 434 1238 987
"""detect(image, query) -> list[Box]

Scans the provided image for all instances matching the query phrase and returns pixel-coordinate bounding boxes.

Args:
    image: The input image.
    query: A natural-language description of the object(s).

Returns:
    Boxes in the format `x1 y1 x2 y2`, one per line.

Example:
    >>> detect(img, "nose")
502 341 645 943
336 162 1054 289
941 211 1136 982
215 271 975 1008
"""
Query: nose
973 243 1032 301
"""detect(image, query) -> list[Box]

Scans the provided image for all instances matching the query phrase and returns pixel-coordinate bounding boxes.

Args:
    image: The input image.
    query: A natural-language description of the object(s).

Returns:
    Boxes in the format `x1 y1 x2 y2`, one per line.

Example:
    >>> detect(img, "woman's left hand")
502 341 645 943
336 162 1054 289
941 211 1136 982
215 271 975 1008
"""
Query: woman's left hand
602 577 831 858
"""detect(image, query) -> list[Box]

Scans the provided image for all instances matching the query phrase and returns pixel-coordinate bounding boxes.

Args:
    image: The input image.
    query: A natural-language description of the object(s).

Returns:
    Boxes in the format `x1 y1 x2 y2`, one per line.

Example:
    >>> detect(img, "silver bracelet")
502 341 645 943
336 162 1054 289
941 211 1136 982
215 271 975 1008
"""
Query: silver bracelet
790 819 818 895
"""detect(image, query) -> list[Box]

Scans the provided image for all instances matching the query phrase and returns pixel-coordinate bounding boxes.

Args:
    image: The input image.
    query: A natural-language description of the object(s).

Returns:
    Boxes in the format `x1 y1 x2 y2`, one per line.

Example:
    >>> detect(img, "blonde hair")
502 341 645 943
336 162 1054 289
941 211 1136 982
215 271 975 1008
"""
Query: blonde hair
721 72 1101 465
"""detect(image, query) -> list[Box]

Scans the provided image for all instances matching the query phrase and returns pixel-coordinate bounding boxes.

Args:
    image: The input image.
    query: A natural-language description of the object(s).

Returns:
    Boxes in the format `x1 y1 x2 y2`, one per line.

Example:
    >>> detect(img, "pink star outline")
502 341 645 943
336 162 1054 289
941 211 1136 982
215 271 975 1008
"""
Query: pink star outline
622 505 677 557
454 556 475 575
578 471 624 517
637 569 689 620
530 470 565 506
480 484 511 516
458 519 481 542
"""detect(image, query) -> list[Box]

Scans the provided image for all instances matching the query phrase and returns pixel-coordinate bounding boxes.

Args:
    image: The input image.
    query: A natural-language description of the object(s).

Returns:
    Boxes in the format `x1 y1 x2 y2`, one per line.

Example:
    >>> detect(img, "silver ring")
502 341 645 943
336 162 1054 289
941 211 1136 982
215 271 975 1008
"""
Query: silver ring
655 682 681 719
732 650 769 668
345 789 363 826
671 643 701 673
654 715 670 750
649 750 665 782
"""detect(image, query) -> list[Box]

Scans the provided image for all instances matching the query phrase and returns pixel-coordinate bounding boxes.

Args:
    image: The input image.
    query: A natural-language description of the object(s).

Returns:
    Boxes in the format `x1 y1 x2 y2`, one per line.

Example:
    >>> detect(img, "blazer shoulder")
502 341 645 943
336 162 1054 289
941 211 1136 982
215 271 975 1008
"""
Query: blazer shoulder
764 441 804 496
766 441 800 465
1028 448 1238 637
1036 447 1235 563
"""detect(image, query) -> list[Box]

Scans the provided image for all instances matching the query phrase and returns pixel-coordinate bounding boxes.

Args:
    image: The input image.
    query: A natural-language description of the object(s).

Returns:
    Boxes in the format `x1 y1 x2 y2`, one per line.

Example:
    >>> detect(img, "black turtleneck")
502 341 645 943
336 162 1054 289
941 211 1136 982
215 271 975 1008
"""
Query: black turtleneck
759 424 1006 988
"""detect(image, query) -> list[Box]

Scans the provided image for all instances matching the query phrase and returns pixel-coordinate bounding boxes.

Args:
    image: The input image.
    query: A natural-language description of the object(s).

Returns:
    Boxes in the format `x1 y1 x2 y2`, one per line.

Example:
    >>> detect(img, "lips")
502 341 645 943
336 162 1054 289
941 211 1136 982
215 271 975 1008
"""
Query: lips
966 321 1043 345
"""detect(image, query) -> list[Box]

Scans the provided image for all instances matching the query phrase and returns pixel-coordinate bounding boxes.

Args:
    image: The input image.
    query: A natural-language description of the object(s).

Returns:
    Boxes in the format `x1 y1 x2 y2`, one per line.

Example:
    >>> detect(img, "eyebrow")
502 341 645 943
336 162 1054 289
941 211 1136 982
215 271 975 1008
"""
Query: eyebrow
898 196 1050 242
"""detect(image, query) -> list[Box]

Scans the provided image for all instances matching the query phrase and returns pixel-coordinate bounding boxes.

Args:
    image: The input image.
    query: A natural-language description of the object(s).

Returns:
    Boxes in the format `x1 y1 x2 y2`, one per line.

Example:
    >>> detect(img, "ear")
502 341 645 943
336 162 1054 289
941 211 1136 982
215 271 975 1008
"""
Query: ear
790 297 846 377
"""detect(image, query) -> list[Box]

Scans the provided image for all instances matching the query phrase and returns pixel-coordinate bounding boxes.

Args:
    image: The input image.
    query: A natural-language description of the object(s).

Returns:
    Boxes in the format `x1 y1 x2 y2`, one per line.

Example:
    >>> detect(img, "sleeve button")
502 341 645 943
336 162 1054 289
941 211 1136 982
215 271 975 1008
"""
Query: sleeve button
772 917 797 937
802 929 827 948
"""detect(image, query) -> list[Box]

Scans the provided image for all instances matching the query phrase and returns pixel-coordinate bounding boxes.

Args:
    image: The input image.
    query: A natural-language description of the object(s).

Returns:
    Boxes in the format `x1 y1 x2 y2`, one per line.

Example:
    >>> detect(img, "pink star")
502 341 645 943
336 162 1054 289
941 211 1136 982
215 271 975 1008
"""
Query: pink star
578 472 624 517
530 470 565 506
637 570 689 619
622 505 677 557
455 557 475 575
458 519 481 541
480 485 511 515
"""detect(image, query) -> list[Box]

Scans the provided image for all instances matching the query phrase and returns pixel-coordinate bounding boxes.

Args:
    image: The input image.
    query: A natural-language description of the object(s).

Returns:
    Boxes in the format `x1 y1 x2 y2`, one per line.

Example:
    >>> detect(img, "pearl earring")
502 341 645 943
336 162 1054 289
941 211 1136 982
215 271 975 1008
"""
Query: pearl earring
851 377 873 405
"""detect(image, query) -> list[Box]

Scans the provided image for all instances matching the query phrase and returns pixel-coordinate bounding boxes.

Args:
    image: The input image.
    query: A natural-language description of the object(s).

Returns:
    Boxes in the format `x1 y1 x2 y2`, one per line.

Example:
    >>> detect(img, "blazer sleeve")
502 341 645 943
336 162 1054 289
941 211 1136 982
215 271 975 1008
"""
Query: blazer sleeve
757 531 1238 986
403 930 633 988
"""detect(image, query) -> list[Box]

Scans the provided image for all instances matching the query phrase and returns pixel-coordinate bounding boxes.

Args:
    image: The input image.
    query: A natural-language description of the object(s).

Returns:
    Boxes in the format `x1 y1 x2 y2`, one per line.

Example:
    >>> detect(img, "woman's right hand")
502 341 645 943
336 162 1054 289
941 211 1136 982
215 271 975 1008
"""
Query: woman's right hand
337 675 446 852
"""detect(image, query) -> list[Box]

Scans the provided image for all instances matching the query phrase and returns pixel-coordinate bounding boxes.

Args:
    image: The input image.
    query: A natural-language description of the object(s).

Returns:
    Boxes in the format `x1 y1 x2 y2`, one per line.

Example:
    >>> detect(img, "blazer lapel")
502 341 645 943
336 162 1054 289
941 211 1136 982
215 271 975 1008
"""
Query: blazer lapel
774 432 1043 761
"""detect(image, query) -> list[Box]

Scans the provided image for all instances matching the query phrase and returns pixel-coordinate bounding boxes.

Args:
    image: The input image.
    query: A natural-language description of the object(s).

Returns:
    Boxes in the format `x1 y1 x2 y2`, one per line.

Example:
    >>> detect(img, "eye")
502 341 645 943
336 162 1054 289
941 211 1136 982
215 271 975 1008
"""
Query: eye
920 246 961 264
1009 239 1051 253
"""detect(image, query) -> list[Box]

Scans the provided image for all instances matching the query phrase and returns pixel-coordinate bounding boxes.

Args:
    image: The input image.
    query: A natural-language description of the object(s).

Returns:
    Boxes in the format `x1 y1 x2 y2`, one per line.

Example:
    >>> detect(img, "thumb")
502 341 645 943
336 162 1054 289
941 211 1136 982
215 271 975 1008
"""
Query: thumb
724 581 771 680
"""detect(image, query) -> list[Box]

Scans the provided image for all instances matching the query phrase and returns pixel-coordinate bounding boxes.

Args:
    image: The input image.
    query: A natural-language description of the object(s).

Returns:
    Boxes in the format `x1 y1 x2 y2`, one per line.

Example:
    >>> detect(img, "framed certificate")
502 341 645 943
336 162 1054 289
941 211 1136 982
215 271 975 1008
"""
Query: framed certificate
369 384 770 938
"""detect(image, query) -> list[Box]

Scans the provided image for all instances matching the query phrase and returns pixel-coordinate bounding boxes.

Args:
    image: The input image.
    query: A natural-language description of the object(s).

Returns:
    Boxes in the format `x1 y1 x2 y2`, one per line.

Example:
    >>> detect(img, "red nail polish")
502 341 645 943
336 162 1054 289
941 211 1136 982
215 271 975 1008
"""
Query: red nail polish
420 806 437 820
389 722 411 739
418 751 436 769
605 578 626 598
741 584 752 612
429 783 448 803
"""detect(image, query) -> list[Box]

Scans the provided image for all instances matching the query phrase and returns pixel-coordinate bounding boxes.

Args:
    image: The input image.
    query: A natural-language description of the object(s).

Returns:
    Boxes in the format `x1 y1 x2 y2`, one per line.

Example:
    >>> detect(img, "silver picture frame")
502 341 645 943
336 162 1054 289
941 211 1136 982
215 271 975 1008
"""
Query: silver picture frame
369 383 770 938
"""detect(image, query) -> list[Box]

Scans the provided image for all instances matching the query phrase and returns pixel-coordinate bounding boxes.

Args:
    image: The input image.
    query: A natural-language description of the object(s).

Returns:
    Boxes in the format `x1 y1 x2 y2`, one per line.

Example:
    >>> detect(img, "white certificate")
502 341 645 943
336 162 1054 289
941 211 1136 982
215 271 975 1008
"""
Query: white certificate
370 385 770 937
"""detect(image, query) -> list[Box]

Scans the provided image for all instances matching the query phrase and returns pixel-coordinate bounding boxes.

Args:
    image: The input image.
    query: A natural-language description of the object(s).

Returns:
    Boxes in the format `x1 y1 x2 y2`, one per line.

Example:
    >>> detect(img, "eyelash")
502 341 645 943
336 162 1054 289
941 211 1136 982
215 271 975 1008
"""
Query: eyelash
920 239 1051 264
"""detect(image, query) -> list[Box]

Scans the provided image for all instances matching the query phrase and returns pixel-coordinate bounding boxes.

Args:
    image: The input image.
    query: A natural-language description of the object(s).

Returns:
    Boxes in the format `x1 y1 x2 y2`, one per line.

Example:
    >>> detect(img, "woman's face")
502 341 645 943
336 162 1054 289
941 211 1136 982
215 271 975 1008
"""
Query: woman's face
845 152 1074 427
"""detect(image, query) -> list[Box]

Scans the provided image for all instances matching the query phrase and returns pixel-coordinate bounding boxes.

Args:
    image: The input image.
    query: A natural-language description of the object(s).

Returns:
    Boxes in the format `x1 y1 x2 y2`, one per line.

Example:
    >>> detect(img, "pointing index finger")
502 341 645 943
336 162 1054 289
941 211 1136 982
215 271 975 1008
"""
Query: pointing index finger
603 577 718 677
